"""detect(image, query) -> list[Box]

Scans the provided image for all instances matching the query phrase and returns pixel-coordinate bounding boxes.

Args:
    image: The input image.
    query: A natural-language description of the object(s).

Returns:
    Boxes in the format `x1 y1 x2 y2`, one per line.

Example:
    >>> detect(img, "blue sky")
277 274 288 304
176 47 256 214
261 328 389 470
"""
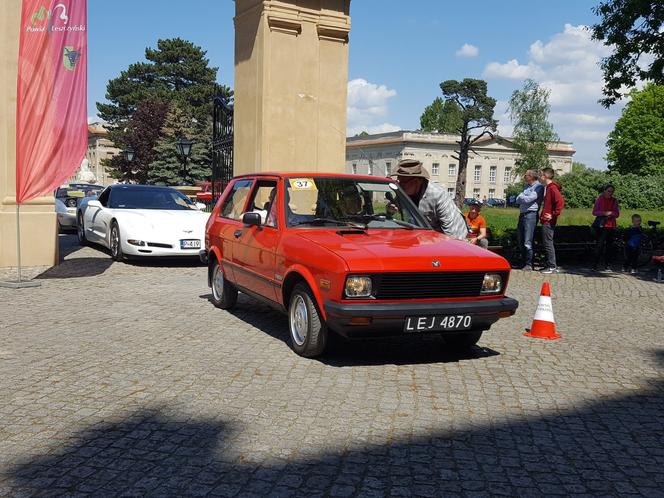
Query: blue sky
88 0 619 169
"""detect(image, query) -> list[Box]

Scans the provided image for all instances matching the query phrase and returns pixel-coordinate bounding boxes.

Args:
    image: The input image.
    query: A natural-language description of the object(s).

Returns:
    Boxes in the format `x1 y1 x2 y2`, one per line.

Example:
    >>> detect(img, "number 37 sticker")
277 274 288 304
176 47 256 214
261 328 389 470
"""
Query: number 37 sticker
289 178 318 190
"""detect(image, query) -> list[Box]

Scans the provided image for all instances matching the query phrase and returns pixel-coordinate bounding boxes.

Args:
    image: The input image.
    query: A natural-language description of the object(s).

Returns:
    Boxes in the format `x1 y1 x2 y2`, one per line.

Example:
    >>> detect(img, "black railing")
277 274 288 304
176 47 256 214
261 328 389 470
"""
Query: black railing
212 94 233 206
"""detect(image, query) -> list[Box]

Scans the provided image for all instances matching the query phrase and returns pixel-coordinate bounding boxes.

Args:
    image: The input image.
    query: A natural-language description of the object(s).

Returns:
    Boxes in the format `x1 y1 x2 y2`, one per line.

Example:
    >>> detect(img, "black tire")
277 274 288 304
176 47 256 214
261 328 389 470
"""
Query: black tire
288 283 328 358
444 330 483 351
210 260 238 309
76 213 87 245
109 221 123 261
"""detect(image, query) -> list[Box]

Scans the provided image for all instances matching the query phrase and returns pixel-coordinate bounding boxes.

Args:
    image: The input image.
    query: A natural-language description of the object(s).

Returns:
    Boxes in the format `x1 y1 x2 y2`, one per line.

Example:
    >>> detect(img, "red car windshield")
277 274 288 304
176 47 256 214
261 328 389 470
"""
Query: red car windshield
284 177 430 229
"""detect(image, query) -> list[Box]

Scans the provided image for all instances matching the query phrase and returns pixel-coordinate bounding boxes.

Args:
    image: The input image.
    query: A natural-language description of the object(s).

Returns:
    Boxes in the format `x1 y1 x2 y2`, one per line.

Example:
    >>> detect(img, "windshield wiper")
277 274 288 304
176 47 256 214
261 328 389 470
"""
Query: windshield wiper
350 213 416 230
293 217 367 229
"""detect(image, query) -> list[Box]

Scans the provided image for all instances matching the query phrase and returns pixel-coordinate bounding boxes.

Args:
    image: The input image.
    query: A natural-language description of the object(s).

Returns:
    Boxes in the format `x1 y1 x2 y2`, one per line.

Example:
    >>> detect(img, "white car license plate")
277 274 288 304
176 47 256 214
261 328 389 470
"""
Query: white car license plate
180 239 201 250
404 315 472 333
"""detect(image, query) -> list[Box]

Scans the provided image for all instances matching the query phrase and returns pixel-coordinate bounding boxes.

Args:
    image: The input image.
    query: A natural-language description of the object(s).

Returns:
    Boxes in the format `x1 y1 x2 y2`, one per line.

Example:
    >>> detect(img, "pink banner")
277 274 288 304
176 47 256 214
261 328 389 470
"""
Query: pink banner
16 0 87 204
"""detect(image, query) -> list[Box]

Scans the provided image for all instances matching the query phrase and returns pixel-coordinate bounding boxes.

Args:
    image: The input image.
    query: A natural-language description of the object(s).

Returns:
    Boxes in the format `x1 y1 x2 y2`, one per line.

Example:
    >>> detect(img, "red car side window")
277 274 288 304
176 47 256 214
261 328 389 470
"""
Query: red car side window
220 179 253 220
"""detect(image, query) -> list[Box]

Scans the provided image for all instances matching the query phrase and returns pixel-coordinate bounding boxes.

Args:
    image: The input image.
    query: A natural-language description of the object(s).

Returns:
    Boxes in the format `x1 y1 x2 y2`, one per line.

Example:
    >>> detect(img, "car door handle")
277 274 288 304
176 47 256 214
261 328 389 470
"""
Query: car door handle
234 230 243 239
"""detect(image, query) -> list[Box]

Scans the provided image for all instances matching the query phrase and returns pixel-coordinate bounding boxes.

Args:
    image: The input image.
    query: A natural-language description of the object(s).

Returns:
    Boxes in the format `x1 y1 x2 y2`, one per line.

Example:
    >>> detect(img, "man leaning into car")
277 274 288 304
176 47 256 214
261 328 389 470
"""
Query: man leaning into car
390 159 467 240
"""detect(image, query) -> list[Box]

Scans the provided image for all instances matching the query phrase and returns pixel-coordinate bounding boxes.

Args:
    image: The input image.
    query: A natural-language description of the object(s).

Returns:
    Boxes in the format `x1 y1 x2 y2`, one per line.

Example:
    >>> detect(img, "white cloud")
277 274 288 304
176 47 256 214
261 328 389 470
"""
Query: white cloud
347 78 400 136
483 59 543 79
455 43 479 58
484 24 626 169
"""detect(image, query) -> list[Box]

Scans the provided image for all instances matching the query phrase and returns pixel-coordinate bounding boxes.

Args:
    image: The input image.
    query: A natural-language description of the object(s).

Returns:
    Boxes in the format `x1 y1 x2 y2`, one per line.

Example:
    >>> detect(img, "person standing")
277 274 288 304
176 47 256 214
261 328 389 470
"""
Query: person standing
515 170 544 270
464 200 489 248
591 184 620 272
539 167 564 274
391 159 468 239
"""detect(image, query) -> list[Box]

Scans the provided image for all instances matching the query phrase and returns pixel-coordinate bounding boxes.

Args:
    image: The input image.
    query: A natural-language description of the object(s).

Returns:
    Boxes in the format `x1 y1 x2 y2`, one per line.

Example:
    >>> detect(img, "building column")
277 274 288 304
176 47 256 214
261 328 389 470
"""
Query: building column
0 0 57 269
234 0 351 175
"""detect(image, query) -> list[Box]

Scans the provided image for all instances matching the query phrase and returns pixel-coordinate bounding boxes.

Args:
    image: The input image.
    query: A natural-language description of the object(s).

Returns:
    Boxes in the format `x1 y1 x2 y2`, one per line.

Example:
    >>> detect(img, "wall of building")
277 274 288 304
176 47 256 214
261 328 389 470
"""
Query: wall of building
346 131 575 200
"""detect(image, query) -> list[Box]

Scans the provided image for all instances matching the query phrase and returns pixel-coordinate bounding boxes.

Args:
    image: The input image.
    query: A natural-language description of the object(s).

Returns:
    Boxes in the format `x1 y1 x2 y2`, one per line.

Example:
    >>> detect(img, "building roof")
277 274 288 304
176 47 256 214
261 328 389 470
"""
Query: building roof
346 130 574 153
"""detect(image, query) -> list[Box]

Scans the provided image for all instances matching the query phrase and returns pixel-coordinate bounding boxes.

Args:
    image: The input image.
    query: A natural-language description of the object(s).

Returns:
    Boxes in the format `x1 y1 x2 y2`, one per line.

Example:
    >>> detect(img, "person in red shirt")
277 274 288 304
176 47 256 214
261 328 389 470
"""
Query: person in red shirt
464 200 488 249
539 167 565 274
592 184 620 272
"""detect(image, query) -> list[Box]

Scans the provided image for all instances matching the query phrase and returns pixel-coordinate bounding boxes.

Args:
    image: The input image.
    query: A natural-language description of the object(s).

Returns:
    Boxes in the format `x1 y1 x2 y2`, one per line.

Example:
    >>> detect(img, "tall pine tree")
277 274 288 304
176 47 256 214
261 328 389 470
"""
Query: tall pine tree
149 104 212 185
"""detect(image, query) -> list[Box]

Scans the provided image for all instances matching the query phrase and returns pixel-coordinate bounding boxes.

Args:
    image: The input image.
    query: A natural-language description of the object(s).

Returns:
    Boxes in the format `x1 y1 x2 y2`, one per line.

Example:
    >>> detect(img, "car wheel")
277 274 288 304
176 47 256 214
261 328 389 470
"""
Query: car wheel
444 330 483 350
77 213 87 245
110 221 123 261
210 260 238 309
288 283 328 358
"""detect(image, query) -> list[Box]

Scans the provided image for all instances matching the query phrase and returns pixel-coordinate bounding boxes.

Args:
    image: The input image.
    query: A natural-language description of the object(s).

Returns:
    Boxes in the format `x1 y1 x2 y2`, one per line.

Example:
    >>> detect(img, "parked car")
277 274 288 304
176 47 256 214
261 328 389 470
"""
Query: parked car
77 184 209 261
463 198 478 206
196 182 227 204
202 172 518 358
485 198 506 208
55 184 104 232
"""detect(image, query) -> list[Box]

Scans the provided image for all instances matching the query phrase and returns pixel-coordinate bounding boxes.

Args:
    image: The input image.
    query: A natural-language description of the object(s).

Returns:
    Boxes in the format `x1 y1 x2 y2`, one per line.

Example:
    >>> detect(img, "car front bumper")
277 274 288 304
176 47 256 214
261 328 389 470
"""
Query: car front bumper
121 240 204 258
57 212 77 229
324 297 519 338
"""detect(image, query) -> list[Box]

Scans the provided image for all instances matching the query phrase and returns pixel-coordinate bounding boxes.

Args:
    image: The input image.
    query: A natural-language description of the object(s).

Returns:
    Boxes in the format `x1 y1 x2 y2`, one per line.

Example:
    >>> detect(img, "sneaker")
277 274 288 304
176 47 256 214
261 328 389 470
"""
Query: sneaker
621 267 629 273
541 267 559 274
630 269 637 275
521 265 533 271
600 267 614 274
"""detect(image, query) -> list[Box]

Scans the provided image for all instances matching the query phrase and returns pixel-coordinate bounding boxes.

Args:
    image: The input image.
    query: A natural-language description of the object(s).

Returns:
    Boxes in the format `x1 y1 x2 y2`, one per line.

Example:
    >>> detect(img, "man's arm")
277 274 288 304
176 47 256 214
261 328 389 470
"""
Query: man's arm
435 195 468 239
517 186 538 204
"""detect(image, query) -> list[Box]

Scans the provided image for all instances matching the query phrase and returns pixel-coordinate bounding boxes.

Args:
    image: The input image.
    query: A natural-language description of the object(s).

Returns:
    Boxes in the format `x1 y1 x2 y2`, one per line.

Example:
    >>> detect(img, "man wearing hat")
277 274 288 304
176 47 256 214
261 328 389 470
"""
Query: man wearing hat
390 159 468 239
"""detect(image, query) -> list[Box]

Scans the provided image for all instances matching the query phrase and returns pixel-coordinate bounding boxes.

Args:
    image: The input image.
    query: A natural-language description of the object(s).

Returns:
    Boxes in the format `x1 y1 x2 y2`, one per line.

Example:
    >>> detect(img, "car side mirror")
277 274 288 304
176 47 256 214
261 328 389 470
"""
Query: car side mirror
242 212 262 227
87 200 102 208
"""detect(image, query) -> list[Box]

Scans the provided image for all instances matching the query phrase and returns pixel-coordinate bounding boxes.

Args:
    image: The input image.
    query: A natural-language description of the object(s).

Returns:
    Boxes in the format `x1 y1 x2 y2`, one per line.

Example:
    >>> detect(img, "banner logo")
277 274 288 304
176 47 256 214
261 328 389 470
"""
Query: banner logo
26 2 85 33
63 46 81 70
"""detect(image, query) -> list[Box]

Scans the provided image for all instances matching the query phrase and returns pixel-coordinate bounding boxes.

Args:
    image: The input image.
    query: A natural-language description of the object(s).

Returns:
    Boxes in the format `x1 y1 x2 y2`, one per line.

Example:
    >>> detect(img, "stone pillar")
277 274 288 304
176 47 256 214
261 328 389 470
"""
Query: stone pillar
0 0 57 268
234 0 351 175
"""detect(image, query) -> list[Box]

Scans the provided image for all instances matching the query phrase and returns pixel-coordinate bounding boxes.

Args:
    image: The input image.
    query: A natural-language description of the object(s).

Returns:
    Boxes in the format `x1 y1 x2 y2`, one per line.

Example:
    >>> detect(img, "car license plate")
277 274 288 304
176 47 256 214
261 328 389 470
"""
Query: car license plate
180 239 201 249
404 315 472 333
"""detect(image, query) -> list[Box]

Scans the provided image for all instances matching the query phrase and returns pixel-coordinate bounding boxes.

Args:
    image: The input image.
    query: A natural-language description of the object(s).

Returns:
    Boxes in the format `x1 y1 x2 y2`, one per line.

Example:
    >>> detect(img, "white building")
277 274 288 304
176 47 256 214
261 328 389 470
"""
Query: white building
346 131 575 200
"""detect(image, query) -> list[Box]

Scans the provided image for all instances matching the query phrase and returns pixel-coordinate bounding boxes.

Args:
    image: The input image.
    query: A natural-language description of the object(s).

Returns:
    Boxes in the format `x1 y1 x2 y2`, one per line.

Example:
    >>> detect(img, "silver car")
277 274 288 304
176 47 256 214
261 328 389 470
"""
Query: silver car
55 185 103 232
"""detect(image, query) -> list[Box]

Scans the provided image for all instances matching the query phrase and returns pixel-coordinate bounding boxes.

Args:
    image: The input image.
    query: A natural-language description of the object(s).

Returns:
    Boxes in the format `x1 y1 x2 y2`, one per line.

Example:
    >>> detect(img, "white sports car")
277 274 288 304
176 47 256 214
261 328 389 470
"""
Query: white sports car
77 184 209 260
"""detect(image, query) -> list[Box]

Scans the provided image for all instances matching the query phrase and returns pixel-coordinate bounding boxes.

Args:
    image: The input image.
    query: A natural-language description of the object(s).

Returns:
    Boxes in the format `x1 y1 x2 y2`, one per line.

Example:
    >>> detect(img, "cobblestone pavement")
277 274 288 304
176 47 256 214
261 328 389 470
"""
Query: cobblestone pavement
1 234 664 497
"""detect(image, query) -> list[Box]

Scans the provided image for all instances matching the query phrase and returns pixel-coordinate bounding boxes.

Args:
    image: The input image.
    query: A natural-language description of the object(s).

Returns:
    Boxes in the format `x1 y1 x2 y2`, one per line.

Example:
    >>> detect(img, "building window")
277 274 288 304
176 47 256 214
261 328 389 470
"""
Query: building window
385 162 392 175
473 188 481 199
352 163 357 174
431 163 439 175
489 166 497 183
556 169 563 176
489 188 495 199
474 165 482 182
447 187 455 196
504 167 512 183
448 164 456 177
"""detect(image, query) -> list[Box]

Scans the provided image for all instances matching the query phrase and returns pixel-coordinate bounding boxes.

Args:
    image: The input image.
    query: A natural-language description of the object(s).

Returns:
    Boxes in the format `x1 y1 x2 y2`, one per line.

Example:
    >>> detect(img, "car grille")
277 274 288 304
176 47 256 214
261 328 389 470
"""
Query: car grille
147 242 173 249
373 271 507 300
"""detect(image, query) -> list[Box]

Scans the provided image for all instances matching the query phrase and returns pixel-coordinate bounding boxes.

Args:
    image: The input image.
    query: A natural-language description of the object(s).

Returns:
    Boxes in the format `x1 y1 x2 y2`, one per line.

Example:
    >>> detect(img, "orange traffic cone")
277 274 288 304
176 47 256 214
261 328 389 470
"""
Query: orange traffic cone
523 282 561 340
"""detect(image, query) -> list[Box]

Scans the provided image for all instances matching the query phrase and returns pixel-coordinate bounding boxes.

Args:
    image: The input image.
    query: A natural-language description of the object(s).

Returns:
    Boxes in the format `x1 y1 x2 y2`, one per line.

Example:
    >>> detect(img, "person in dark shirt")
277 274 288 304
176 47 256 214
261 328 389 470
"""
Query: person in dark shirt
622 214 644 274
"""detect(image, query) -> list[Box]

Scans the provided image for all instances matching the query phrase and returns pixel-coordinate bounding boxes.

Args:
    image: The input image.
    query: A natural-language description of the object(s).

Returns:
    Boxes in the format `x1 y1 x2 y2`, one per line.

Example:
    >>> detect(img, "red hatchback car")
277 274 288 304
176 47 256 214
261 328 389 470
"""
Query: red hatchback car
202 173 518 357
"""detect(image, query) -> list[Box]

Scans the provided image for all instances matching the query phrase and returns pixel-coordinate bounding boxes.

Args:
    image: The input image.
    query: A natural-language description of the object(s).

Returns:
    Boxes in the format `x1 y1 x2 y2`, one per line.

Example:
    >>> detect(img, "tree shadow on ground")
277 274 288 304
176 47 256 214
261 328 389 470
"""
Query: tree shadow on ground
200 293 501 367
6 351 664 496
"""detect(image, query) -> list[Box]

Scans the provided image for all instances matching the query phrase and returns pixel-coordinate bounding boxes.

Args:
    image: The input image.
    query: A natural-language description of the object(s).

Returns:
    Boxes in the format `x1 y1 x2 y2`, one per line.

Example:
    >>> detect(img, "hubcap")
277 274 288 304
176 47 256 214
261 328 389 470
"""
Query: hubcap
212 265 224 301
111 227 119 256
289 294 309 346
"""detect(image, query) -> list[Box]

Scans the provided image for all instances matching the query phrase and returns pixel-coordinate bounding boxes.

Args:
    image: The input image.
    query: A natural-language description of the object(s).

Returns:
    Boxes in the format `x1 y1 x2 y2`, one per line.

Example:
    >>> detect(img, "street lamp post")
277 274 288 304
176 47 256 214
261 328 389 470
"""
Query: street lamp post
122 146 135 183
175 136 194 185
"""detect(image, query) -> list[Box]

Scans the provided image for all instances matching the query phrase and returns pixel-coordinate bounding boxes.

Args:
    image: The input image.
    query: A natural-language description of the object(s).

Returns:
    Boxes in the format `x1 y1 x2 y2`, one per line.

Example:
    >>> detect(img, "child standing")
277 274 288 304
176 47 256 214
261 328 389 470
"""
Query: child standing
623 214 644 274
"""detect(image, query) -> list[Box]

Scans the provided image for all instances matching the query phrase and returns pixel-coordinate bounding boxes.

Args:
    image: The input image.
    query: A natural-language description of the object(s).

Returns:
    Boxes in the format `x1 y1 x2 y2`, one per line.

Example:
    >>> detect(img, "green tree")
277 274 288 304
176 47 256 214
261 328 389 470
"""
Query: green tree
508 79 558 175
572 161 589 173
591 0 664 107
97 38 231 183
440 79 497 207
419 97 463 133
606 84 664 175
149 104 212 185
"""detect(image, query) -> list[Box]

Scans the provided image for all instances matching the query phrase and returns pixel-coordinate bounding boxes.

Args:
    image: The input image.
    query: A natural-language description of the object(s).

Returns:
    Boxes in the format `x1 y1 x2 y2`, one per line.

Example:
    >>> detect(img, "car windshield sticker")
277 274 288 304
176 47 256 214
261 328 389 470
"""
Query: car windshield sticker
289 178 317 190
356 182 393 192
388 183 398 190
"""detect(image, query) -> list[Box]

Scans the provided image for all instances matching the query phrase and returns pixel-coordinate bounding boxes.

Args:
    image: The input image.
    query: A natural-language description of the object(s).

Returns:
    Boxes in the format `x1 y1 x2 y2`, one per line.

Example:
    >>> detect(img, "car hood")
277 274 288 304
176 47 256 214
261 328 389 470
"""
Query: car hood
114 209 209 233
294 229 510 272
